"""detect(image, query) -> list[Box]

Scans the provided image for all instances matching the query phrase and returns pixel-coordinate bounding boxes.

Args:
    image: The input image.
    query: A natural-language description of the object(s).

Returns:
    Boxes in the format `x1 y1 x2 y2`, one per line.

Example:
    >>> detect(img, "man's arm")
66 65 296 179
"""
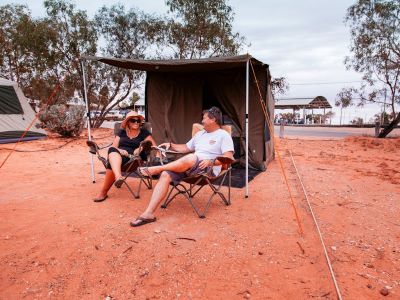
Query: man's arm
158 142 191 153
220 151 234 161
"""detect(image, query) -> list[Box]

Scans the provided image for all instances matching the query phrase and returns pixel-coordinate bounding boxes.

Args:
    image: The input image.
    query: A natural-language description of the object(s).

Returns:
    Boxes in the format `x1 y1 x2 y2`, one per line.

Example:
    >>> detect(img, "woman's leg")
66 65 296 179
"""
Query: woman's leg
108 151 123 179
94 169 115 200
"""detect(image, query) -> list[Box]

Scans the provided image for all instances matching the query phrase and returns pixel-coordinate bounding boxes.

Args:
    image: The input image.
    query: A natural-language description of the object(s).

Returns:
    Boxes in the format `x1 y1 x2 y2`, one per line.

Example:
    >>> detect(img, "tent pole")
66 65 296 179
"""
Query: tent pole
81 59 95 183
245 58 250 198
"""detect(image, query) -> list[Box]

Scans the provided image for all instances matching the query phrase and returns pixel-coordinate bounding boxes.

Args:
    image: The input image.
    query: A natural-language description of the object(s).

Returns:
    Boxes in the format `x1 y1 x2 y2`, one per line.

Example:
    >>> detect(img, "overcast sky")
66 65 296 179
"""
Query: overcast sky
1 0 384 123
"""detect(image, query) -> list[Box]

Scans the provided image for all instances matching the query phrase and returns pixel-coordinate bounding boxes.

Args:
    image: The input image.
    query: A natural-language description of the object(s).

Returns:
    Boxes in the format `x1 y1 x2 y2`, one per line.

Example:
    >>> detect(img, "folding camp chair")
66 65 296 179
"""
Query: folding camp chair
160 123 235 218
161 156 234 218
86 122 153 199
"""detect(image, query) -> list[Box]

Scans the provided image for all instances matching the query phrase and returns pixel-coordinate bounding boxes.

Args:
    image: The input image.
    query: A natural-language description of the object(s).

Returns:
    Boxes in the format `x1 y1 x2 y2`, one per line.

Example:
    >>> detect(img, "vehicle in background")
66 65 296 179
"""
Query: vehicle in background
105 110 124 121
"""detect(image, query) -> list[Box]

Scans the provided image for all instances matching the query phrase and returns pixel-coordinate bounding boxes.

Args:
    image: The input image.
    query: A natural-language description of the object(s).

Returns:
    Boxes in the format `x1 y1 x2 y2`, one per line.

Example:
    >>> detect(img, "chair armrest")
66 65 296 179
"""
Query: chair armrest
215 156 234 166
86 140 109 168
86 140 112 154
151 146 183 156
86 140 100 155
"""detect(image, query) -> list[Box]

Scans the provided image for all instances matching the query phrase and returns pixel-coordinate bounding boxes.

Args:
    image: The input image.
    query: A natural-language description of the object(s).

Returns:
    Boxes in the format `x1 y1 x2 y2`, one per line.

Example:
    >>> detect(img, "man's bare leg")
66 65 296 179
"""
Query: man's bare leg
130 171 172 224
140 153 197 176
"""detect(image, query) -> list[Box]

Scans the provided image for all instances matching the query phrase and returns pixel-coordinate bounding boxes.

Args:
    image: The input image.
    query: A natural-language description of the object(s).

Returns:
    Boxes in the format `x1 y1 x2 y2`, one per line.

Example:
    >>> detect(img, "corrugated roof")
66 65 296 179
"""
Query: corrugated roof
275 96 331 109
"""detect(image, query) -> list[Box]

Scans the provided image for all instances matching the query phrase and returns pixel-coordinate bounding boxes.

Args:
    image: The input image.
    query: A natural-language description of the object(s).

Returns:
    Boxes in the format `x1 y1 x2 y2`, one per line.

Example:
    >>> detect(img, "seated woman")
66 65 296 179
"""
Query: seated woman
93 111 157 202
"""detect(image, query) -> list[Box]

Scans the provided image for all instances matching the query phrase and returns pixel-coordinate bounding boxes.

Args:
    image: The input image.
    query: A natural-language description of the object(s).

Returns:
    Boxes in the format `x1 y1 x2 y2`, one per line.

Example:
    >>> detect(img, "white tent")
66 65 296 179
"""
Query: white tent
0 78 46 144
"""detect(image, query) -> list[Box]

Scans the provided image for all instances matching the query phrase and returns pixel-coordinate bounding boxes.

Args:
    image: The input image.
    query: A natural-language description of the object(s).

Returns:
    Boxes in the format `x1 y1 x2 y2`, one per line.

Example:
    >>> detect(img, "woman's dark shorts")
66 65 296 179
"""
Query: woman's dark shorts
106 147 130 169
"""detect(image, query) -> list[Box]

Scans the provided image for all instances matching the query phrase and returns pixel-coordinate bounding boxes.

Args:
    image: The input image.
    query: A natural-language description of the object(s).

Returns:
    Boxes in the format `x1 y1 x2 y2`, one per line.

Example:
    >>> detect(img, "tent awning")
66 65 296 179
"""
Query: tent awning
80 54 268 72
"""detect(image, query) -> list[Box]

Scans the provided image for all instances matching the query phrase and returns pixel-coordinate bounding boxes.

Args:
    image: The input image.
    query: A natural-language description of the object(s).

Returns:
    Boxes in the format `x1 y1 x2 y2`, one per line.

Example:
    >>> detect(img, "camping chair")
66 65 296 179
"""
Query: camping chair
160 123 235 218
86 122 153 199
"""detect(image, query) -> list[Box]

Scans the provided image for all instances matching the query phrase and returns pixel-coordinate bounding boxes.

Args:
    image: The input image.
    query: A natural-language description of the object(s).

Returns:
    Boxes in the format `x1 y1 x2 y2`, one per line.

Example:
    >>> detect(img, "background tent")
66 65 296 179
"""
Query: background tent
0 78 46 144
81 54 275 195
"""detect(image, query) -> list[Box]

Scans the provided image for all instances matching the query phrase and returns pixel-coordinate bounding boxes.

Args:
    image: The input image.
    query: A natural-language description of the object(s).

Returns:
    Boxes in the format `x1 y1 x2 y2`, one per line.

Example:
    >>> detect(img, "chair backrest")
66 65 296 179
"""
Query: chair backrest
191 123 232 137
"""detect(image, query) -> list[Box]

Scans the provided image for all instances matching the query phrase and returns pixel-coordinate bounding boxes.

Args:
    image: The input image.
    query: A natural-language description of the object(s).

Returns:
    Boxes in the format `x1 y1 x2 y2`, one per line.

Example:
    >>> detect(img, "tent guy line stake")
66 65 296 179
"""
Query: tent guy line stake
0 84 60 170
288 150 343 300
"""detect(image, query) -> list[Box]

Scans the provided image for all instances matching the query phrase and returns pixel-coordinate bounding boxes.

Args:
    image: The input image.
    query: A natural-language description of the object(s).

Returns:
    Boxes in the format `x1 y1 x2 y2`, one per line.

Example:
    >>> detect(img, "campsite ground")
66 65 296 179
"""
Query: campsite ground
0 129 399 299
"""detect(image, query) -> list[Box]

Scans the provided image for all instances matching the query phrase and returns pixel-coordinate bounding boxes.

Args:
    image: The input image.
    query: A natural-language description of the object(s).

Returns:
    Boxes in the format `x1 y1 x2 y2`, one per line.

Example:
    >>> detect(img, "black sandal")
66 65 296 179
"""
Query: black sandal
114 177 124 188
130 216 157 227
93 195 108 202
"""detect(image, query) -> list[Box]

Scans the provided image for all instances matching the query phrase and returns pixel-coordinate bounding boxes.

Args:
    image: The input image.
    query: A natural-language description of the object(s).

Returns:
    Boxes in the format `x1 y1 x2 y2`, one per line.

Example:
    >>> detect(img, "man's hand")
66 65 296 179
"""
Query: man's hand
158 142 171 150
199 159 214 169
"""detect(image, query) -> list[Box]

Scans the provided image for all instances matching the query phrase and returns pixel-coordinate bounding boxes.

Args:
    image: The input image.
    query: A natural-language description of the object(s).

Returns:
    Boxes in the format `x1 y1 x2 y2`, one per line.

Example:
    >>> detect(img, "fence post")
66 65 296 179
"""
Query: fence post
279 120 285 138
375 121 380 137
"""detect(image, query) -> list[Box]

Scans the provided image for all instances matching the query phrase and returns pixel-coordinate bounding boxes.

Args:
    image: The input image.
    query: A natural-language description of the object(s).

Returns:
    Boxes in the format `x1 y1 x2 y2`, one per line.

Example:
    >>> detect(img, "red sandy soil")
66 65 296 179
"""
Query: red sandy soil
0 129 399 299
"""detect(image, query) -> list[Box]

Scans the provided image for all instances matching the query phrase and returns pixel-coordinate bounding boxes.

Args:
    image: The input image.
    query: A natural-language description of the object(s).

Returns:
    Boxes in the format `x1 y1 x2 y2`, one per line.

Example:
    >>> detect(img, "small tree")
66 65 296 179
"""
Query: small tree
159 0 245 59
335 87 356 125
325 111 335 125
345 0 400 137
351 117 364 125
118 92 141 109
271 77 289 98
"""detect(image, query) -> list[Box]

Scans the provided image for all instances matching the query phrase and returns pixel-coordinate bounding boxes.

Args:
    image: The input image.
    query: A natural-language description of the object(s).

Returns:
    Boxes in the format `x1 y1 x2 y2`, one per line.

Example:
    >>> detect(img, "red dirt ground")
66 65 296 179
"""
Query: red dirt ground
0 129 399 299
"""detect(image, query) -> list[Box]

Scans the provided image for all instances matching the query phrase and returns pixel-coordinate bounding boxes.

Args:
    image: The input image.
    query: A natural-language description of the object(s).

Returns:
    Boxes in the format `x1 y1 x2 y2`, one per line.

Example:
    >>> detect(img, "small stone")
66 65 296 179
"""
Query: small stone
331 246 337 251
384 285 392 290
379 287 389 296
367 283 373 289
364 262 374 268
258 251 263 255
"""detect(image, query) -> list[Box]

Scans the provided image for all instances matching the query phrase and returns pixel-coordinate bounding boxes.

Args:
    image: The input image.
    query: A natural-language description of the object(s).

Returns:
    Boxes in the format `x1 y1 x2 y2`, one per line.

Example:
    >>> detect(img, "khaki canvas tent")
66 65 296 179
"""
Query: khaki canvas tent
81 54 274 196
0 78 46 144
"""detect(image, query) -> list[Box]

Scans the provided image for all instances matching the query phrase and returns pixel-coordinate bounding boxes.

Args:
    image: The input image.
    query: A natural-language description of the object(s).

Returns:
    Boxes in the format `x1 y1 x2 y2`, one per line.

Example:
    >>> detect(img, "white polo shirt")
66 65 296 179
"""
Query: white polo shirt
186 128 234 174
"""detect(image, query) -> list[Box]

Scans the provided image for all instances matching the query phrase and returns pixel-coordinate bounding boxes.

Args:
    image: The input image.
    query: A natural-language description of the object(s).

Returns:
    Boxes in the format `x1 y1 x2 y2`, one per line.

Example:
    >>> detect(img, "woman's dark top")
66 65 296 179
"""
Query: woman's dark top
117 128 151 154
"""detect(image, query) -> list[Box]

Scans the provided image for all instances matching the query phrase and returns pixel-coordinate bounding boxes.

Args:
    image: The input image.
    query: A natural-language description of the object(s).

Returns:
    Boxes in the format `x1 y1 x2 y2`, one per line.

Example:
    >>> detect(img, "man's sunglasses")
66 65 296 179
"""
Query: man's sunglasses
129 118 141 124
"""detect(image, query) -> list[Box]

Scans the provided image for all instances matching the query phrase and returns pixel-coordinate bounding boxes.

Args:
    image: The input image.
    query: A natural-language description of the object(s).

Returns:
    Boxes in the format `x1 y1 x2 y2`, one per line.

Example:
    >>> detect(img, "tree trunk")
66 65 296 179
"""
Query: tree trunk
378 112 400 138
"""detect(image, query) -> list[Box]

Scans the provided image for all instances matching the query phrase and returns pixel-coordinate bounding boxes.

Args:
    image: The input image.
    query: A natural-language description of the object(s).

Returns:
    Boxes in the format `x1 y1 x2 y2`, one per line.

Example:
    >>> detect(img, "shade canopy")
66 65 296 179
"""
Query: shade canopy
81 54 267 72
82 55 274 170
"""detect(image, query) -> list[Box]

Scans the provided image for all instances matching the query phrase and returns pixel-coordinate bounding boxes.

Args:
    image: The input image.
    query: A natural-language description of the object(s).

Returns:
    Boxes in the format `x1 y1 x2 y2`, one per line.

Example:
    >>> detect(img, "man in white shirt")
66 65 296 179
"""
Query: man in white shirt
131 107 234 227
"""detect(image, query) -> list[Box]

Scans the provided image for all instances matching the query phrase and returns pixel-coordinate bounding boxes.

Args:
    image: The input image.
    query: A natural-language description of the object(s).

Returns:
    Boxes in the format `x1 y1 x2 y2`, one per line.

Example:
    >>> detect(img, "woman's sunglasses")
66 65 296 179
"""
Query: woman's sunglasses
129 118 141 124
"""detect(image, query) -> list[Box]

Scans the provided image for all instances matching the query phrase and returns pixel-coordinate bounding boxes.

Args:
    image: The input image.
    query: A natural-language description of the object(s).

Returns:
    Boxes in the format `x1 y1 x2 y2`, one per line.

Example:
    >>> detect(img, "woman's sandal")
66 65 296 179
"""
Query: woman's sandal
93 195 108 202
114 177 124 188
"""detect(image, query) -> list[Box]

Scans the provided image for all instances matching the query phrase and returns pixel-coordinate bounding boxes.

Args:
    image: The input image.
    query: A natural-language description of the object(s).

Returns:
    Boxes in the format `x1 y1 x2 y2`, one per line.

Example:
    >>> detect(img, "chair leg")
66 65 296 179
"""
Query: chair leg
186 194 206 218
161 184 187 208
161 170 232 218
123 180 140 199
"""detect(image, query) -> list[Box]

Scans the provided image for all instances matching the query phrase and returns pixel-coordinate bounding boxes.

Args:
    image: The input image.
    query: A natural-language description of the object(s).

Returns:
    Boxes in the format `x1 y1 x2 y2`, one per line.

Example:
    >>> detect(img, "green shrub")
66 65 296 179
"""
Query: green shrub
39 104 85 137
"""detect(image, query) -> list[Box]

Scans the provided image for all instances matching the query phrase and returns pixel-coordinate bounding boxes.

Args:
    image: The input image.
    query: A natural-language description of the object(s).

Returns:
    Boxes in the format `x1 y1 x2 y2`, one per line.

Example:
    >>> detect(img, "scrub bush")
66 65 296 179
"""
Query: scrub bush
39 104 85 137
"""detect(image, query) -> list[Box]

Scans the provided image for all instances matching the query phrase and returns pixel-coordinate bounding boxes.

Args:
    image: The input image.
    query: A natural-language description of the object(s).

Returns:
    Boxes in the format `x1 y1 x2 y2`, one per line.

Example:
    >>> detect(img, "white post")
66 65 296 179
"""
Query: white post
81 59 96 183
245 58 250 198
